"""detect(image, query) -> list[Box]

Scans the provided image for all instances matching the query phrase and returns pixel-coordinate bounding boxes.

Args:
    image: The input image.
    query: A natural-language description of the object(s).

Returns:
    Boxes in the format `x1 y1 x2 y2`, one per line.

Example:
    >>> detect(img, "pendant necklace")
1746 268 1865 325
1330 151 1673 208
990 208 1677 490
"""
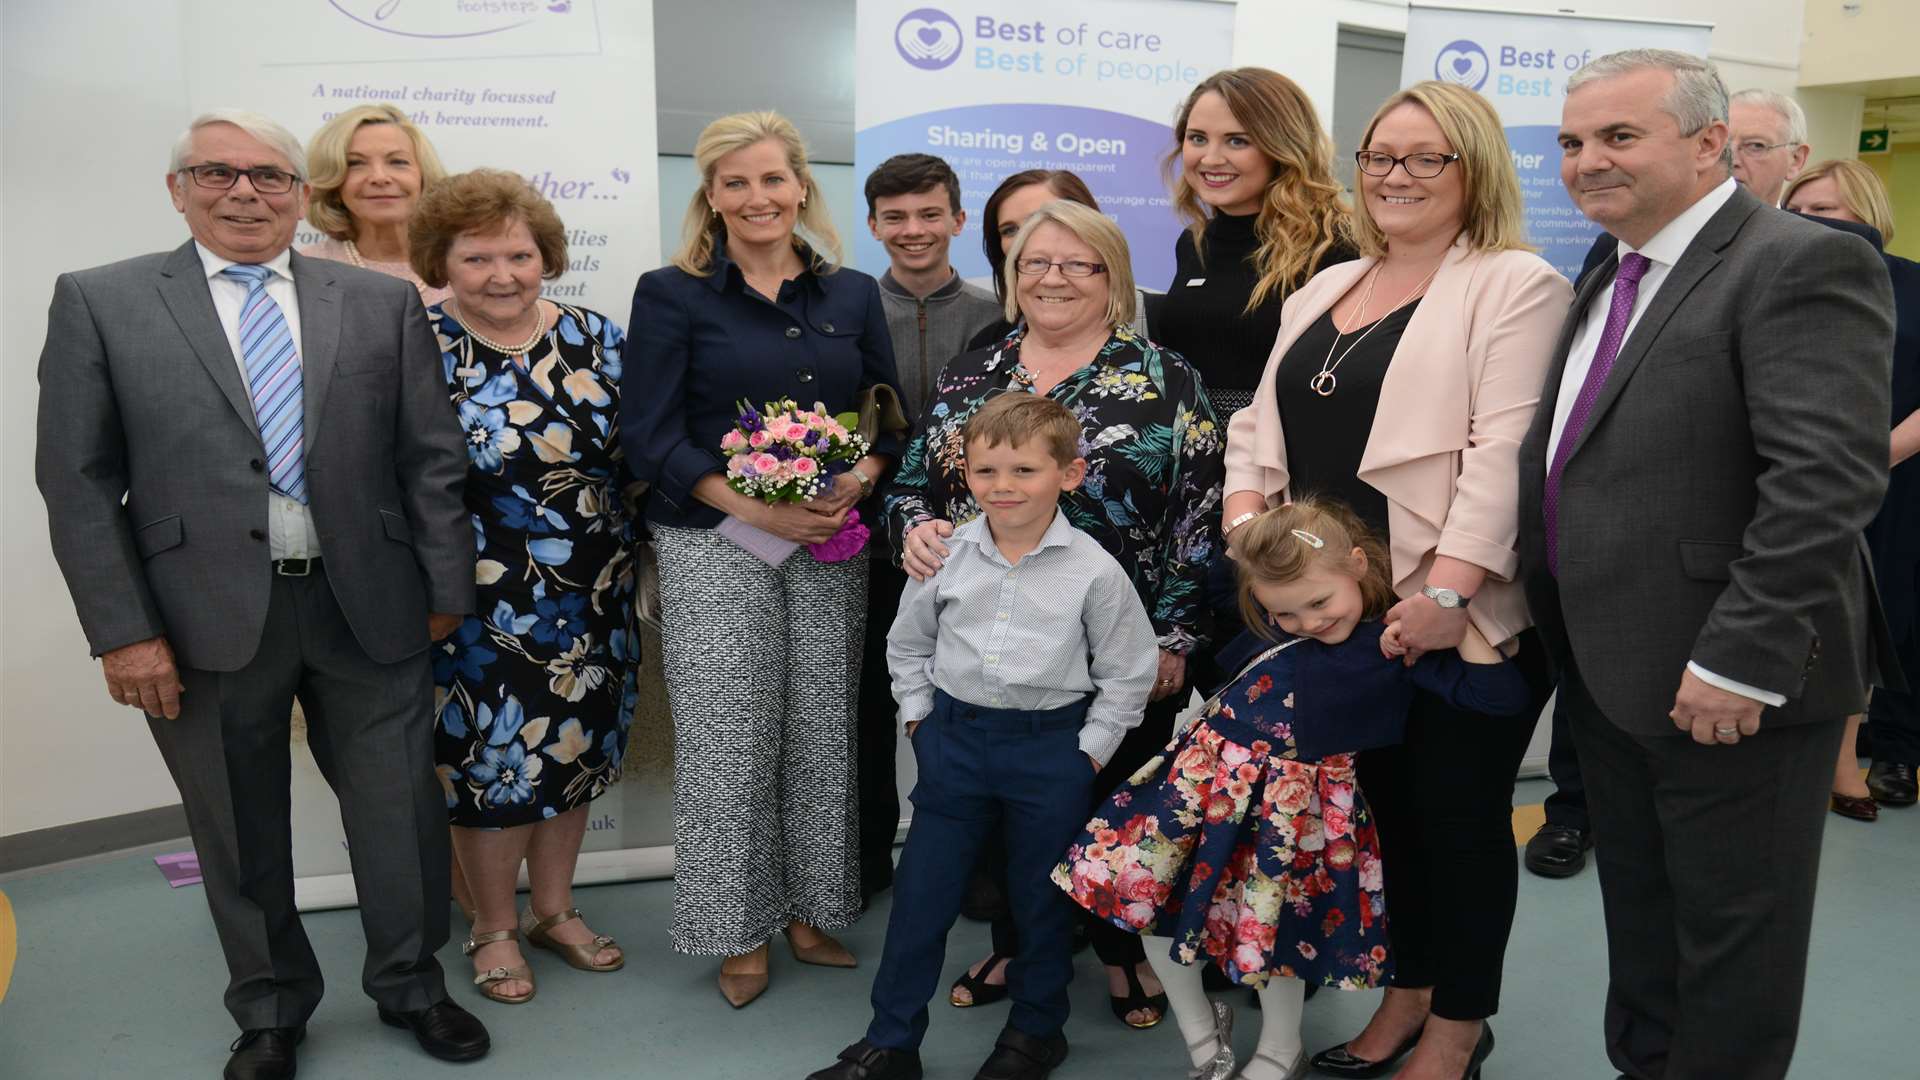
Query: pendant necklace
1309 261 1440 397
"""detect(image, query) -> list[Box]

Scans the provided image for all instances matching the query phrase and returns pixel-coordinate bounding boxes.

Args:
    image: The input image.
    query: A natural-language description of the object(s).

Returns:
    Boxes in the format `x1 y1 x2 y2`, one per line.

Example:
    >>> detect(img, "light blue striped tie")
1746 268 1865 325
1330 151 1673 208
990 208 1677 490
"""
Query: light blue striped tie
221 264 307 504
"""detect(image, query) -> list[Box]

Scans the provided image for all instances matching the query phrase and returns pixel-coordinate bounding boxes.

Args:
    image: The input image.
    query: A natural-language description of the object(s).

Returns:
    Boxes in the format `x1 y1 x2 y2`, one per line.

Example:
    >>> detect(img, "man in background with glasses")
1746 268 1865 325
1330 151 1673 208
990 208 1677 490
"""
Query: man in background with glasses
1728 88 1810 206
34 109 488 1080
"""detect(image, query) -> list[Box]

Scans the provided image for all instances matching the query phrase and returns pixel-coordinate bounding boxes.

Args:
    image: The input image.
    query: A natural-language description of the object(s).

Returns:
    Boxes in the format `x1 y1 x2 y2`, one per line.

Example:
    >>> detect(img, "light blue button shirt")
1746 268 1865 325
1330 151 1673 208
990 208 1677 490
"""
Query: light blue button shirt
886 508 1159 765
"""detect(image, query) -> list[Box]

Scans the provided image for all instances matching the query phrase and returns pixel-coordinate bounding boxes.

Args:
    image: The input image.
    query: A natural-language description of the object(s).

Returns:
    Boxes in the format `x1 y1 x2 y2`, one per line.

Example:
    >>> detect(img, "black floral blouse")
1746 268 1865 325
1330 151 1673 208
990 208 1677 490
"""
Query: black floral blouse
883 325 1224 654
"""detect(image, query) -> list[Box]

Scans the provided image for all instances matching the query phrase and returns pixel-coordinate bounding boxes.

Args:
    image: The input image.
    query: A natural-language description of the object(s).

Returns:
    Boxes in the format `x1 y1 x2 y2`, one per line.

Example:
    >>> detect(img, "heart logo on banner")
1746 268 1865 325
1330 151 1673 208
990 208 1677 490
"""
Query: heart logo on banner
1433 39 1490 90
895 9 963 69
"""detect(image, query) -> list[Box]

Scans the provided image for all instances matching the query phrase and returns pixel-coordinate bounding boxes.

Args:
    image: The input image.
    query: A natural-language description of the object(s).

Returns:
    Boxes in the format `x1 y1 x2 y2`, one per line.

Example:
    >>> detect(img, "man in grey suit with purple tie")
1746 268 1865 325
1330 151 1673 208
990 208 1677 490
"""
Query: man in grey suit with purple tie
1517 52 1896 1079
34 109 488 1080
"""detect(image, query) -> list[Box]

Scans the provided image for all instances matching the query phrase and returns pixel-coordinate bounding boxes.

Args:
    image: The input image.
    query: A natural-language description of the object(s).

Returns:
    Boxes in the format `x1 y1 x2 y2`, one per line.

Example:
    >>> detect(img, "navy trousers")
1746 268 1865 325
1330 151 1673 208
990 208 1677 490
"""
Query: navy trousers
865 691 1096 1050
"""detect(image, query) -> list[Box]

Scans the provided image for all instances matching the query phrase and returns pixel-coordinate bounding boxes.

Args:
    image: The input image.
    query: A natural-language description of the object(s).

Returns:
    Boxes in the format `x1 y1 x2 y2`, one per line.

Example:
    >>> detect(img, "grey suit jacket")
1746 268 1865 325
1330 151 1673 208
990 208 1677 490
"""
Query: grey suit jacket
1518 186 1897 732
35 241 473 672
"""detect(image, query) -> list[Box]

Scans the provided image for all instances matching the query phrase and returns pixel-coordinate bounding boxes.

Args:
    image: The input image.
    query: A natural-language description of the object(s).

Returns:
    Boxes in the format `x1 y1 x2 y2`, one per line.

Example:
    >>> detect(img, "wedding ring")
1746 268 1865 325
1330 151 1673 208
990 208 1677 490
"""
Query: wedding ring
1714 726 1738 739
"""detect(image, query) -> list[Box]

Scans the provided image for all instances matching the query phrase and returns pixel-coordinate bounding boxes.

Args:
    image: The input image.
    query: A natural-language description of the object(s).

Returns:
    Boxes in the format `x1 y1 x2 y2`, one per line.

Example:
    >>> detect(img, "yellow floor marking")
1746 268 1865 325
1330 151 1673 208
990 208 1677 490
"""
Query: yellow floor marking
1511 802 1546 847
0 888 16 1004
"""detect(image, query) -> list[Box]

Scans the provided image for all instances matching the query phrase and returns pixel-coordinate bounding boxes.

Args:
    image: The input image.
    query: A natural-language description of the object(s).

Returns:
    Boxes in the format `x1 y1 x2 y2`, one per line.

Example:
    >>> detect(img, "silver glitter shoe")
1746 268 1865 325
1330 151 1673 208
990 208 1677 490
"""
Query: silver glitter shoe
1186 998 1236 1079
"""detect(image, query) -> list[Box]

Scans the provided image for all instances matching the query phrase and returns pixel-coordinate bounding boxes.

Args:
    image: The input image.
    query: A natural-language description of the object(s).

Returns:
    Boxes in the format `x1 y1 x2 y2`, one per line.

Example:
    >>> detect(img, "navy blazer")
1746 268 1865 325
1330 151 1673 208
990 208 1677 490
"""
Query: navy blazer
621 243 903 529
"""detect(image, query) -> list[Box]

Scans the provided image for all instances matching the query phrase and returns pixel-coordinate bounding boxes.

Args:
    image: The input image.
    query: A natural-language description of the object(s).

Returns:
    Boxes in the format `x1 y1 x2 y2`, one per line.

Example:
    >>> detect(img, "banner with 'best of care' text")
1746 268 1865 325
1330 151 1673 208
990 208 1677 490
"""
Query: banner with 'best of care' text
855 0 1235 290
1401 3 1712 280
182 0 668 910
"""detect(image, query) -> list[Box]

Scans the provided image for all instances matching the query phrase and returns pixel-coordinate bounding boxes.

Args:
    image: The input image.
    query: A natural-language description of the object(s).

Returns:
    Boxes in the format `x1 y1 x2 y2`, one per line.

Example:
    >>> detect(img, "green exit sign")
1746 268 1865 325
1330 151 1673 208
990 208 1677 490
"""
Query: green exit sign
1860 128 1890 154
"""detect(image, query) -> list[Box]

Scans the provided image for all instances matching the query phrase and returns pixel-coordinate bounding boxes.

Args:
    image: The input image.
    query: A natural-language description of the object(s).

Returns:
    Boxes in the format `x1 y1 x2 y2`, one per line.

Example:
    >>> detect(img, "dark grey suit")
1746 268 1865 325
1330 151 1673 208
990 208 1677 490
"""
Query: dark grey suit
35 241 473 1029
1518 186 1895 1079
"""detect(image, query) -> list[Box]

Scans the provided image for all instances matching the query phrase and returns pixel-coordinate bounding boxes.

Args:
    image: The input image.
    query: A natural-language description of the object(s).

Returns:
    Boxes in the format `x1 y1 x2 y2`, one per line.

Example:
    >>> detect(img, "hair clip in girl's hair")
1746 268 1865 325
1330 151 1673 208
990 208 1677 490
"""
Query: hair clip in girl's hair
1290 528 1325 548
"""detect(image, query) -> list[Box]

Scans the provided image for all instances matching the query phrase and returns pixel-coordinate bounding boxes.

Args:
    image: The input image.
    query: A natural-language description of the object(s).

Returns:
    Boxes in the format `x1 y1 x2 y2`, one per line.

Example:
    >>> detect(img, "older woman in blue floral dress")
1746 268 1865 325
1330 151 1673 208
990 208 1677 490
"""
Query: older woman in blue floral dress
412 169 639 1006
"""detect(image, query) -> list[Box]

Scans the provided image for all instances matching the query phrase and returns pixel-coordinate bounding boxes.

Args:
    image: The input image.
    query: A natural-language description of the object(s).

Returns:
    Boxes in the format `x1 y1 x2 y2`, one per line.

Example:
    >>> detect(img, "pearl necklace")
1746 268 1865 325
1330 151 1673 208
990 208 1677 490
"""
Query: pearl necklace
451 301 547 357
343 239 368 269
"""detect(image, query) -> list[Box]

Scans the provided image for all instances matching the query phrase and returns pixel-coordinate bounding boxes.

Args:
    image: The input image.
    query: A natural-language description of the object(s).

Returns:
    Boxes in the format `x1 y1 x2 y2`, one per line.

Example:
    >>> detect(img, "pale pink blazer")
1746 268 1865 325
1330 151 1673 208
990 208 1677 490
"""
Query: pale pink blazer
1224 236 1573 647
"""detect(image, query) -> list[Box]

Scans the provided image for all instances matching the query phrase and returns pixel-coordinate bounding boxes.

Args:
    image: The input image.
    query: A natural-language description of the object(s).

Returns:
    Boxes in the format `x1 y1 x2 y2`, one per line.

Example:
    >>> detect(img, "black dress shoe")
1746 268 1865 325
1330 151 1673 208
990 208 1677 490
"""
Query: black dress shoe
225 1026 303 1080
806 1040 924 1080
1524 823 1592 878
1308 1032 1420 1078
1830 791 1880 822
378 999 490 1062
973 1027 1068 1080
1868 761 1917 806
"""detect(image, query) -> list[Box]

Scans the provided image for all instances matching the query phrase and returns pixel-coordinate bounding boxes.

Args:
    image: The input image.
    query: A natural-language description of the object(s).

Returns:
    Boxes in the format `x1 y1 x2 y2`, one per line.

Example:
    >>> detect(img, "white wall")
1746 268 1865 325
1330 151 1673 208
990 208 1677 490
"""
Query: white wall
2 1 198 837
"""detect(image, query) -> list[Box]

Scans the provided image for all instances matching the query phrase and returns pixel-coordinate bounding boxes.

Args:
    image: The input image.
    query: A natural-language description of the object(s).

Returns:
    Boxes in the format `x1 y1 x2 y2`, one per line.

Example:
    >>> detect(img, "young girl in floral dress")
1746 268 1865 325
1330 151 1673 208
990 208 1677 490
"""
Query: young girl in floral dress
1053 498 1529 1079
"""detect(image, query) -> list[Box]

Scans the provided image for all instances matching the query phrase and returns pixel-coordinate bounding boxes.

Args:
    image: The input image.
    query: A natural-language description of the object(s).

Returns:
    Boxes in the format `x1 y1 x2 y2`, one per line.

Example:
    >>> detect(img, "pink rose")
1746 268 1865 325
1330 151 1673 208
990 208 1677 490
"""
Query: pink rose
791 457 819 476
721 430 747 452
751 453 780 474
783 421 810 441
748 430 771 449
1115 864 1159 902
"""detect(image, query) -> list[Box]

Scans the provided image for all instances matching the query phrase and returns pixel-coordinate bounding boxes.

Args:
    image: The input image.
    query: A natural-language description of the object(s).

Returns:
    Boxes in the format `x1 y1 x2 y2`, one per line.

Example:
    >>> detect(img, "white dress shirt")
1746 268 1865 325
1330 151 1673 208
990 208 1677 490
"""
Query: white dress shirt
886 508 1160 765
195 242 321 560
1548 178 1783 707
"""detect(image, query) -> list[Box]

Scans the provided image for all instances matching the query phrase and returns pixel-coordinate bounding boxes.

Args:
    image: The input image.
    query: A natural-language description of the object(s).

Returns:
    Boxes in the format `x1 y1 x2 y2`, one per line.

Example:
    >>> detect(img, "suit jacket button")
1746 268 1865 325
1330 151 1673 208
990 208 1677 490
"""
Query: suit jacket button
249 529 266 541
821 322 836 334
785 326 802 339
250 459 264 472
796 367 815 383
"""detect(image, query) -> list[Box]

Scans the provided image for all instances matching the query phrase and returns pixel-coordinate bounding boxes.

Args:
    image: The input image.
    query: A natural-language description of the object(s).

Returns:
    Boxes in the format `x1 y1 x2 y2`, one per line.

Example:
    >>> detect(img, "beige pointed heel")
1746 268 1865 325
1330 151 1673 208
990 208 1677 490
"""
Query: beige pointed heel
782 924 857 968
718 942 770 1008
463 928 535 1004
521 907 625 972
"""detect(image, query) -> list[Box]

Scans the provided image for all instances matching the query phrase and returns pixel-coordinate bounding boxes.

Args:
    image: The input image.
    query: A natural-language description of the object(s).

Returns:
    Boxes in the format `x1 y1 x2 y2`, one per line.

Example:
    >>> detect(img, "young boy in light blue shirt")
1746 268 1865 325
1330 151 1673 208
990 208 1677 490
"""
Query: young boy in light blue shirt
809 392 1159 1080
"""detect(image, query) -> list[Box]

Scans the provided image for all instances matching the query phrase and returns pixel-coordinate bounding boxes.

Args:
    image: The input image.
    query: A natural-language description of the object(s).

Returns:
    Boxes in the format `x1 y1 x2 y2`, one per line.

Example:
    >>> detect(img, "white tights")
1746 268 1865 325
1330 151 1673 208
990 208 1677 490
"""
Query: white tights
1142 935 1306 1078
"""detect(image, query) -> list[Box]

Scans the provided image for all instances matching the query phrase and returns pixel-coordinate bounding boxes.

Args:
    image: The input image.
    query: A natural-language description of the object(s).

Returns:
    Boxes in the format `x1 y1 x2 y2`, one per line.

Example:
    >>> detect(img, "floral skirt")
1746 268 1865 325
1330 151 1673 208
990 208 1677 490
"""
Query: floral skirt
1051 717 1390 989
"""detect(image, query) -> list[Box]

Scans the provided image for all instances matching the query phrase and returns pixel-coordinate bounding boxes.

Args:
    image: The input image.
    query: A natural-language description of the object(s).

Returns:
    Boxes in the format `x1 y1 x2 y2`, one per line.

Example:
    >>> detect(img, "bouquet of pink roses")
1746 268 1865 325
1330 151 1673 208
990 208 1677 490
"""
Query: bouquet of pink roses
718 398 871 562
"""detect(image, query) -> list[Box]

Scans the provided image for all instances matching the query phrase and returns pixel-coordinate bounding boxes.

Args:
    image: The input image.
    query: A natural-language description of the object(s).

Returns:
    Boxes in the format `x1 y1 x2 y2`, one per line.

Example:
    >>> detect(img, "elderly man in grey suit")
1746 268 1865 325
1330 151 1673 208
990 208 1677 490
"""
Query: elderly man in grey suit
1518 52 1896 1080
34 109 489 1080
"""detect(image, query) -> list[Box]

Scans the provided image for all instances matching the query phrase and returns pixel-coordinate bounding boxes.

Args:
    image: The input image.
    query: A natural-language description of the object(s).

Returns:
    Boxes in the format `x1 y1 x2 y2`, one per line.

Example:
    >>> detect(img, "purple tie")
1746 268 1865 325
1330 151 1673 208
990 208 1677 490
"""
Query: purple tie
1545 252 1651 576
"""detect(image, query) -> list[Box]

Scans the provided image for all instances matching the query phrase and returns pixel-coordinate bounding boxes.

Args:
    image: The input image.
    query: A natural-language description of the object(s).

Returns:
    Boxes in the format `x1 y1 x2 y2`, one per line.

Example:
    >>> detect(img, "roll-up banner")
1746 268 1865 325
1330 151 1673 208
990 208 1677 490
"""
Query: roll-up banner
1401 2 1713 280
854 0 1236 290
180 0 668 910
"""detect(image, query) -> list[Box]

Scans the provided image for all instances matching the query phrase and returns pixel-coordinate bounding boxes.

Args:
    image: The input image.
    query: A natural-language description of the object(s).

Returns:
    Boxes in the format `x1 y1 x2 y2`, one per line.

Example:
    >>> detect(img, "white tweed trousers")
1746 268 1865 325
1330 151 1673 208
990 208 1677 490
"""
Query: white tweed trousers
652 523 868 955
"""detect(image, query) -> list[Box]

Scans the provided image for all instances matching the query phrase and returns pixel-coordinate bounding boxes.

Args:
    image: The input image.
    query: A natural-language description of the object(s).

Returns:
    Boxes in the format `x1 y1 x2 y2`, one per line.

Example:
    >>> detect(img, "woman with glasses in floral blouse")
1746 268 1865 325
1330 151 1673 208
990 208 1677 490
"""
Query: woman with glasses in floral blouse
886 198 1224 1030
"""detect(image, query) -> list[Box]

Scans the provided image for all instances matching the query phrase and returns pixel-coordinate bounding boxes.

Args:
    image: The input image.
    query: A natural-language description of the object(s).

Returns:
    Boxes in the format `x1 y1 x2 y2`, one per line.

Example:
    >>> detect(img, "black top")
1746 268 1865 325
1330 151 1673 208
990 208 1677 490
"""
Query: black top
1274 298 1423 538
620 242 904 529
1157 211 1358 397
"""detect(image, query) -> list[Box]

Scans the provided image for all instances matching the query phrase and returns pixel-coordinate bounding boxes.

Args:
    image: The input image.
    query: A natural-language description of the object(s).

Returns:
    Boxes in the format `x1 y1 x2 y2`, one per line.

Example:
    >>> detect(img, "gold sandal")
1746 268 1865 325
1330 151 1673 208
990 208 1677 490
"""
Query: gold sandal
521 907 625 972
463 928 535 1004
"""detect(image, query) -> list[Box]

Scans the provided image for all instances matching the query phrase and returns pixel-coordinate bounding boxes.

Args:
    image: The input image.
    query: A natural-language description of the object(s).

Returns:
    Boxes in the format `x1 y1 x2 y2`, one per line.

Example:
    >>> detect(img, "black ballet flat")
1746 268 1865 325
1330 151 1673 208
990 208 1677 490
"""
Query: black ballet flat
1108 963 1168 1029
1308 1031 1421 1078
949 952 1011 1008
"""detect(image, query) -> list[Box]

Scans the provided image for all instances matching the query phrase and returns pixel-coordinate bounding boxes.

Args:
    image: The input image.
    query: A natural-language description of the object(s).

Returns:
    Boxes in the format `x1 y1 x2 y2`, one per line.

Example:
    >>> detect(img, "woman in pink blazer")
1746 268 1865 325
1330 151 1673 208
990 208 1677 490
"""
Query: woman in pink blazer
1221 83 1570 1080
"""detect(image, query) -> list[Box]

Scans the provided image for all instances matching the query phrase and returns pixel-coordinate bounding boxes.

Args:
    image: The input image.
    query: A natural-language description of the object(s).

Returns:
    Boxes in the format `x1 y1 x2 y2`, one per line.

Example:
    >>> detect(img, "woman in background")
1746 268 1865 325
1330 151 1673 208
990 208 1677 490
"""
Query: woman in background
300 103 451 306
1784 159 1920 820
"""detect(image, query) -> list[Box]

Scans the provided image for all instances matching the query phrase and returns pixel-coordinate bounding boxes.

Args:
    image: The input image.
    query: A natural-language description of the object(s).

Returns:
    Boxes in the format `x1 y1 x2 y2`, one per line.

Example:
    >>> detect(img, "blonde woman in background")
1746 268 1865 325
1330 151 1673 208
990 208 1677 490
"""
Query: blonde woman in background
300 103 451 305
621 111 903 1008
1785 159 1920 820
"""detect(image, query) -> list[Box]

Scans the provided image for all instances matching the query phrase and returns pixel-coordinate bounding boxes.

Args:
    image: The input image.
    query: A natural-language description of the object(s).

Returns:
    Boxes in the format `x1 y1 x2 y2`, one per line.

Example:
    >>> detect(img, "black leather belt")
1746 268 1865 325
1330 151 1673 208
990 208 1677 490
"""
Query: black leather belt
272 557 321 577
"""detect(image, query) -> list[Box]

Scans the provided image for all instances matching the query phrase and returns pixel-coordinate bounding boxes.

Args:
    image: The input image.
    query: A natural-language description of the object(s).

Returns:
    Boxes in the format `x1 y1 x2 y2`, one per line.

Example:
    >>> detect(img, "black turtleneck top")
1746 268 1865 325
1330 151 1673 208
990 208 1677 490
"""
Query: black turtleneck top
1155 211 1357 412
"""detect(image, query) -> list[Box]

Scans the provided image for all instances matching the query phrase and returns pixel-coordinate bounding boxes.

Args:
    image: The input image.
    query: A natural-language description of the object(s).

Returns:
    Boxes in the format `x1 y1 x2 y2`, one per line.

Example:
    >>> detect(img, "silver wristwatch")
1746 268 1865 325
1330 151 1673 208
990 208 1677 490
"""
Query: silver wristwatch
1422 585 1469 609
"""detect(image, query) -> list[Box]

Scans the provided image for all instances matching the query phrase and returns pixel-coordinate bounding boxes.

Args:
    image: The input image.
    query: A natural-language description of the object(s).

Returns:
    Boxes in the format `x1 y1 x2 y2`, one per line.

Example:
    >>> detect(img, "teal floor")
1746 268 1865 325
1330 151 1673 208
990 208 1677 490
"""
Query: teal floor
2 779 1915 1079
